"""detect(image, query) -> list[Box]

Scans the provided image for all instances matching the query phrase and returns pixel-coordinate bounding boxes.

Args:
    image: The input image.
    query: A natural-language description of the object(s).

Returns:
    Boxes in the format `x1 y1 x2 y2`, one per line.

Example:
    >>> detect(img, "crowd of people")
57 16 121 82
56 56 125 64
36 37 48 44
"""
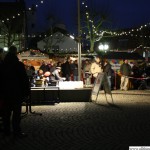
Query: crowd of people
25 57 79 87
0 46 150 138
24 54 150 91
25 56 111 87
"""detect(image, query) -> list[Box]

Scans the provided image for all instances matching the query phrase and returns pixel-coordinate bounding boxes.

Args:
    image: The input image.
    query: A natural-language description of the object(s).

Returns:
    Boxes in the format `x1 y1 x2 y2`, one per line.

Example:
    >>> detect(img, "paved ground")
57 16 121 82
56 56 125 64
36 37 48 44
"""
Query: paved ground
0 90 150 150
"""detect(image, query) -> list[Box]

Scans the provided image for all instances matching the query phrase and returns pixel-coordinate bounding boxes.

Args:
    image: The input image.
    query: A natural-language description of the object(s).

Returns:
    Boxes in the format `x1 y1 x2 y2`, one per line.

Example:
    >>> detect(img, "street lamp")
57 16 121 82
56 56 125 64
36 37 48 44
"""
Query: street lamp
70 35 75 39
3 47 8 52
98 44 109 52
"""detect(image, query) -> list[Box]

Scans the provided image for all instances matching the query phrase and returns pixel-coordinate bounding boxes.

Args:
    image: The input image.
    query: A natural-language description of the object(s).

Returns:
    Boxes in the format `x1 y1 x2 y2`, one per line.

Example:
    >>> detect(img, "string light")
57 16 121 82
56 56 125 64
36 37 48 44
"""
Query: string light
81 0 150 42
0 0 45 23
1 0 150 51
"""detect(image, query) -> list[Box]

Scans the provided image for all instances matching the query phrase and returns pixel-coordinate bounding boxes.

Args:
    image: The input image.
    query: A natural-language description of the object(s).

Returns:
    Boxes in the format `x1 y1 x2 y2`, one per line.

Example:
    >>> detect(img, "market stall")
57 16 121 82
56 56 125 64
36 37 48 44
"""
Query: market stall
17 50 51 70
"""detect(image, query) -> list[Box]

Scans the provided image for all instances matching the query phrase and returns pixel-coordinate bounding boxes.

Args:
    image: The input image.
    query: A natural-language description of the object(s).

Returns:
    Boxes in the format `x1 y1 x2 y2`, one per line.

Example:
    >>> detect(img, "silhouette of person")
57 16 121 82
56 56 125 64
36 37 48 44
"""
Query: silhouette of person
120 59 131 91
0 48 4 117
103 60 112 89
64 57 71 81
2 46 30 137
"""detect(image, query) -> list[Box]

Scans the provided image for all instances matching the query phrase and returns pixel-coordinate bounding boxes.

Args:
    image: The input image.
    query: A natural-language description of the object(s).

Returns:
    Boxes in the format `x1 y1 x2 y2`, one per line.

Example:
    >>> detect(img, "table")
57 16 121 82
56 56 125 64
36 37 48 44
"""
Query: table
31 86 60 102
22 86 60 115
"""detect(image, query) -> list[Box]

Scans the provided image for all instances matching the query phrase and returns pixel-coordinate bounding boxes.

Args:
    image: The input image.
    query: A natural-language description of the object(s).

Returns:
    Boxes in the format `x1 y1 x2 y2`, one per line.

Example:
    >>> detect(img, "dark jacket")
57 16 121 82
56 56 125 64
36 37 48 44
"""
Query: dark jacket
39 64 49 73
120 63 131 76
103 63 112 76
2 53 30 102
64 61 71 75
132 65 140 77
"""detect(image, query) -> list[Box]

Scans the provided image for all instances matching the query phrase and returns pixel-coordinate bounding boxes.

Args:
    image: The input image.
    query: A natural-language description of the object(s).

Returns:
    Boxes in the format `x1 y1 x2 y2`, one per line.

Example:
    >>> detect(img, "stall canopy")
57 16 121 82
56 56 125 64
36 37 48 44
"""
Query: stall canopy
17 50 50 70
17 50 49 61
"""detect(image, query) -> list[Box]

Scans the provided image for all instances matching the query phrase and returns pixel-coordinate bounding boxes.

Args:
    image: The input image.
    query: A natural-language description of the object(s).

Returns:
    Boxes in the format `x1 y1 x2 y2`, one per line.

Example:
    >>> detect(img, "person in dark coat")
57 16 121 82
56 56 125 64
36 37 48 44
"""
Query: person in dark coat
2 46 30 137
120 59 131 91
61 59 66 77
103 60 112 89
39 61 49 73
131 62 141 89
71 60 78 81
0 48 4 116
64 57 71 81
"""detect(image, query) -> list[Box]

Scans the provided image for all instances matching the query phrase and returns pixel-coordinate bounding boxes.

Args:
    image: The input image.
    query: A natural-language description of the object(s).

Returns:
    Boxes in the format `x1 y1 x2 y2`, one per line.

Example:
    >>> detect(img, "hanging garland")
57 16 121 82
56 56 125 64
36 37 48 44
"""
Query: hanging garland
0 0 44 24
81 0 150 39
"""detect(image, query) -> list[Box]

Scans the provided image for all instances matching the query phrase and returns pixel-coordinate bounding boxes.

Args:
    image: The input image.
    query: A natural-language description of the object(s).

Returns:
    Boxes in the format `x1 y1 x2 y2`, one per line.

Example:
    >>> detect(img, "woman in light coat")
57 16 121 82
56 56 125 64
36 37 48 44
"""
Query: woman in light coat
90 56 103 78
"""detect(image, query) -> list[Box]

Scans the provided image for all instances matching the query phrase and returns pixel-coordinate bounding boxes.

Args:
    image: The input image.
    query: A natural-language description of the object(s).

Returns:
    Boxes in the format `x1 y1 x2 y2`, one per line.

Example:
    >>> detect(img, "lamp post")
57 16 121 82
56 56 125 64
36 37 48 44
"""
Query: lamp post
77 0 82 81
98 43 109 69
98 44 109 52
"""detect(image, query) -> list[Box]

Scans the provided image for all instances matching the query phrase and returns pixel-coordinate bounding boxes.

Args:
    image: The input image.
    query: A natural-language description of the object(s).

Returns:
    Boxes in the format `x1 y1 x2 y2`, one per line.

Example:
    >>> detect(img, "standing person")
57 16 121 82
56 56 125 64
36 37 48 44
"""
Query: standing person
0 48 4 117
0 48 4 80
131 62 141 89
2 46 30 137
70 60 74 81
90 56 103 81
103 60 112 89
83 59 91 85
71 60 78 81
61 59 66 77
64 57 71 81
83 59 91 76
120 59 131 91
39 61 49 73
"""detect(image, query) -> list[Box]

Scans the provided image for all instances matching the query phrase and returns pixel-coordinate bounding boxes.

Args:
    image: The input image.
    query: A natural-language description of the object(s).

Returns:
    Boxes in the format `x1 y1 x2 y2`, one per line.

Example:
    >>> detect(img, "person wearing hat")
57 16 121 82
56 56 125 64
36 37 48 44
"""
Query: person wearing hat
51 67 66 81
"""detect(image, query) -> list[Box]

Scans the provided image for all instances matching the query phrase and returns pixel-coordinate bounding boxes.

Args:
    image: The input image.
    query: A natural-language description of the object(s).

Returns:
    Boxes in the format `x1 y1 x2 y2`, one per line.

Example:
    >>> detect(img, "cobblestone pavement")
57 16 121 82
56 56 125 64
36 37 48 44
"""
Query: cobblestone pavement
0 90 150 150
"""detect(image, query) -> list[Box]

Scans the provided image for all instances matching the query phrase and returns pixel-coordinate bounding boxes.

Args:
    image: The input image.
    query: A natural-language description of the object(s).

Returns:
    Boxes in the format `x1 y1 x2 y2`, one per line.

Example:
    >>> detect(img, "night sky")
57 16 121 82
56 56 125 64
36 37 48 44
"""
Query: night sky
1 0 150 34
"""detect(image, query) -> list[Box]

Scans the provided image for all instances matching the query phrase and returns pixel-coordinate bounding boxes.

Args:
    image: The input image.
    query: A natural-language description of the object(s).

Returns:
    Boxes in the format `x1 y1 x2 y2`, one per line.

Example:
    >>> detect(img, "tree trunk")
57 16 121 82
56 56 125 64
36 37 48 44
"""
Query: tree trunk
7 34 11 48
90 40 94 52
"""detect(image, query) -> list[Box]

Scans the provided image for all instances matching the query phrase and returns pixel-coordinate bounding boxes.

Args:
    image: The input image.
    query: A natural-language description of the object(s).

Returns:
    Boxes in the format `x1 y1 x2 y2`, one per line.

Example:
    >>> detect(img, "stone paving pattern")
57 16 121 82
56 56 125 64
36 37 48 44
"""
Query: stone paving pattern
0 90 150 150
